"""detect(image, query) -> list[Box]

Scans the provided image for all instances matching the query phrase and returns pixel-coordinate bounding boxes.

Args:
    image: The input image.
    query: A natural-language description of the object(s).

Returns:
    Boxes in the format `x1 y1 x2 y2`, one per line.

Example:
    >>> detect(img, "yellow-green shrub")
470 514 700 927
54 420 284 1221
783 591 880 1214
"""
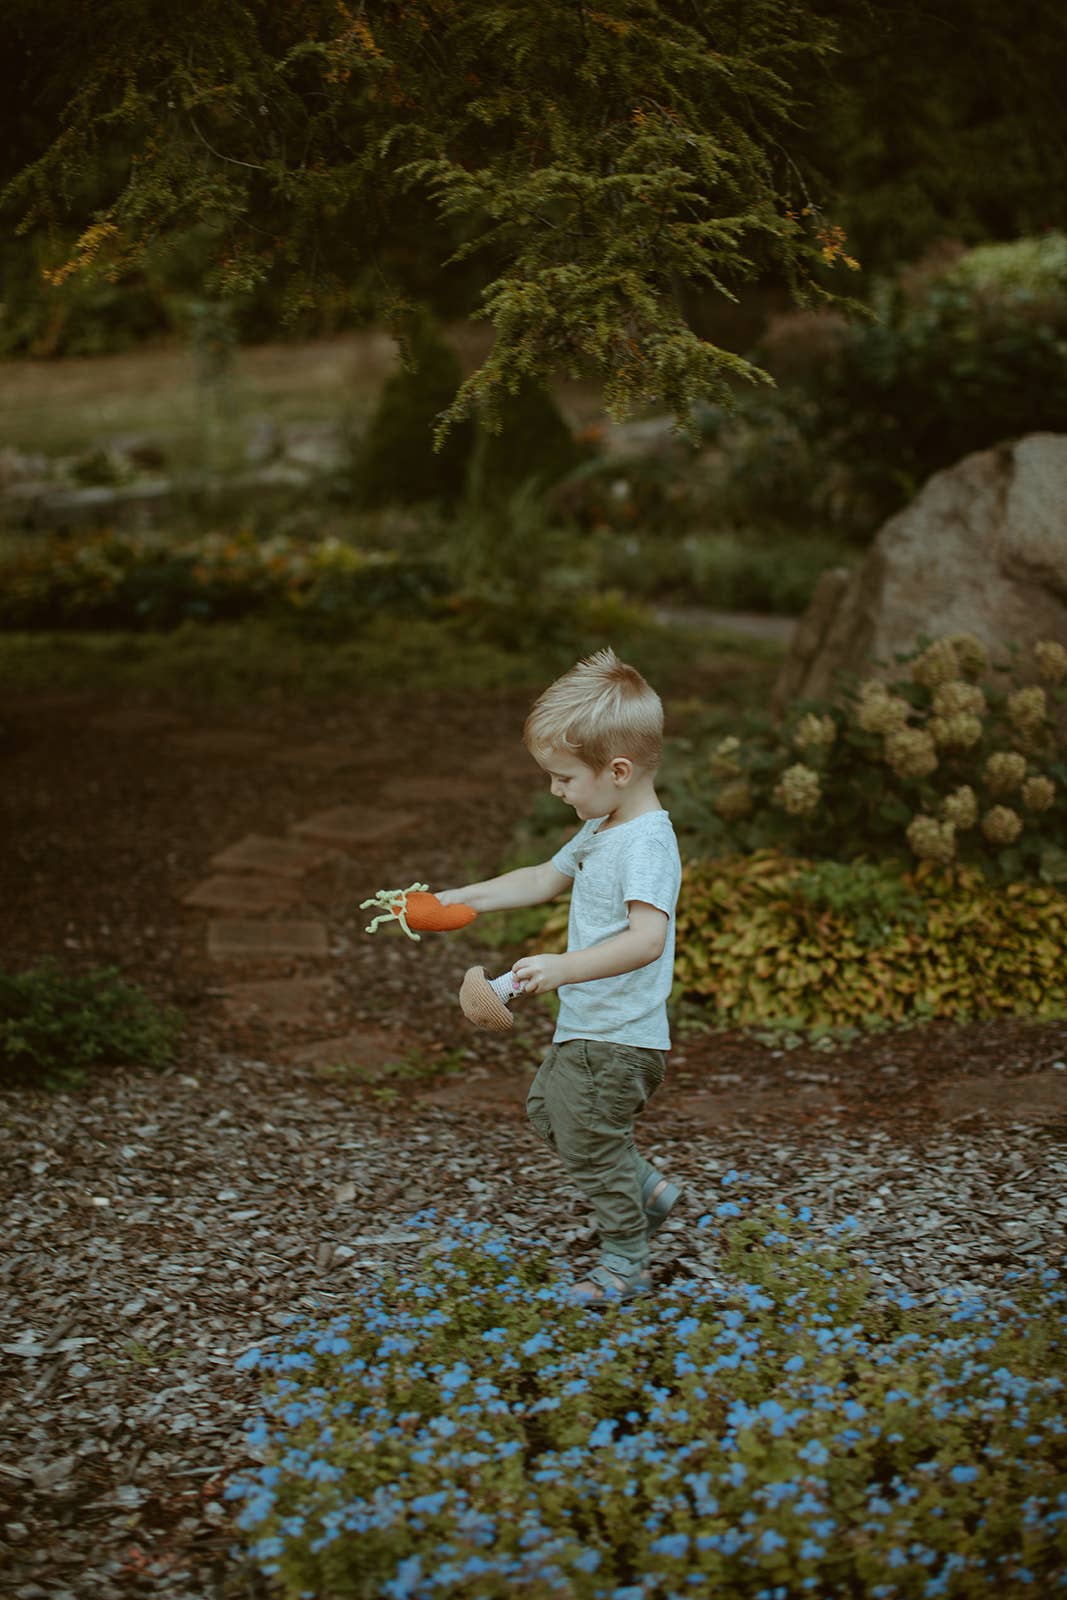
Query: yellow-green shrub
673 849 1067 1031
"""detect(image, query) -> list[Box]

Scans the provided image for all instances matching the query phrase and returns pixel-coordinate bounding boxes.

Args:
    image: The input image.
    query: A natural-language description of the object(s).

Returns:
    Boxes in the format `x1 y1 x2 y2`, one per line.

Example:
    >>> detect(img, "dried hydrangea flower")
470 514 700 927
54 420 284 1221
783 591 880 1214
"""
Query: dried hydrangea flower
947 633 989 678
980 805 1023 846
1021 775 1056 813
929 713 984 749
709 735 743 779
1007 685 1048 732
932 680 987 718
906 814 956 864
885 727 938 779
856 691 913 735
714 778 754 821
983 751 1028 794
912 638 961 689
941 785 978 830
792 712 837 751
772 763 821 816
1033 640 1067 684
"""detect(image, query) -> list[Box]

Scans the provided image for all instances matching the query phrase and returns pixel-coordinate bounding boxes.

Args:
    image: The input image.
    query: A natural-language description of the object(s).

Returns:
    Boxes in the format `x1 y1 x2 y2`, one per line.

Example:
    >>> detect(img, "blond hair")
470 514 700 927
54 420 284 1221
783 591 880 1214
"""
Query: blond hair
523 647 663 773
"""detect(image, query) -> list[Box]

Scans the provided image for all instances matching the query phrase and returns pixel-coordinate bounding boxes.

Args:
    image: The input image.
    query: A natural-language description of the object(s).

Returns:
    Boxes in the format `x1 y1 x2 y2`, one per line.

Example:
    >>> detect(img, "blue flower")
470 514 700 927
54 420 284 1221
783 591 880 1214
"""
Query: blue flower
521 1331 553 1357
650 1533 689 1559
949 1464 979 1483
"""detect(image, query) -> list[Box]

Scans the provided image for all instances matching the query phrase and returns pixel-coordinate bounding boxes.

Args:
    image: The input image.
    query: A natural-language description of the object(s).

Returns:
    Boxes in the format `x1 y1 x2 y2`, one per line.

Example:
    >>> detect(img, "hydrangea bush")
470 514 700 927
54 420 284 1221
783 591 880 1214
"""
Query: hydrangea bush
226 1204 1066 1598
682 635 1067 886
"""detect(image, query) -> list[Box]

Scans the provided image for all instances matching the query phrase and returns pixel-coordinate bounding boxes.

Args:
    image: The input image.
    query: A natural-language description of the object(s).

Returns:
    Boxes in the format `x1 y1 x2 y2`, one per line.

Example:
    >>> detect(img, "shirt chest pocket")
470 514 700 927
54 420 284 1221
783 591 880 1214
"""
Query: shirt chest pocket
574 872 625 932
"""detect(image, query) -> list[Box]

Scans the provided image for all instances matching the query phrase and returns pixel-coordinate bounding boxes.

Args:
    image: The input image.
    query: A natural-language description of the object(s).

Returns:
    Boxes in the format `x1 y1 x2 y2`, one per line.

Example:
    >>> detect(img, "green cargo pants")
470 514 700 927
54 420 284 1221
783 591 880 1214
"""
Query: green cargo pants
526 1038 666 1274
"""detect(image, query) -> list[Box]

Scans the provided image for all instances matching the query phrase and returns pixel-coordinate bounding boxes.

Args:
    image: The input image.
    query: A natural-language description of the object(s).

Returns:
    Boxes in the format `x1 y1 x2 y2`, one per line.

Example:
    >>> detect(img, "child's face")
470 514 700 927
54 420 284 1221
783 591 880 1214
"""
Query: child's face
537 749 624 822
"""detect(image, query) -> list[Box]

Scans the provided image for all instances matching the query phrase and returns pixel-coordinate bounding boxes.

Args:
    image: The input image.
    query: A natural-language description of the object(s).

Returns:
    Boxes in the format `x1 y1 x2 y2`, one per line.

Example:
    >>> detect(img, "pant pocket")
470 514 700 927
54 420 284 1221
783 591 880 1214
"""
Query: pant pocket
581 1043 651 1128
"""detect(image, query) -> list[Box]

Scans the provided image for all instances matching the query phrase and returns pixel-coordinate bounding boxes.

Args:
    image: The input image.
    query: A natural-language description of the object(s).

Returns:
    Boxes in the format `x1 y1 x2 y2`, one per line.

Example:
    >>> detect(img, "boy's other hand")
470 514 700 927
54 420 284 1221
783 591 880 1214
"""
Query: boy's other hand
512 953 567 996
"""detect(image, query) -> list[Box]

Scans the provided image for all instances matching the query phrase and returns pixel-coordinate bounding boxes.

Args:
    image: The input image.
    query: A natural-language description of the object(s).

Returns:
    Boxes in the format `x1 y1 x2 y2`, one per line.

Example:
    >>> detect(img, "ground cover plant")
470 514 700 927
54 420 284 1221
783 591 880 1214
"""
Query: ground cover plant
0 959 182 1090
671 850 1067 1035
226 1203 1067 1598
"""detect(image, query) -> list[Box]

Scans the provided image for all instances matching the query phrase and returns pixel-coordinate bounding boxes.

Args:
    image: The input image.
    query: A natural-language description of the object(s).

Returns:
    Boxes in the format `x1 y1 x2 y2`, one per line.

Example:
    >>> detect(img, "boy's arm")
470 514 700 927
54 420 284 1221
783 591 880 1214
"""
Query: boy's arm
436 861 572 914
513 901 668 995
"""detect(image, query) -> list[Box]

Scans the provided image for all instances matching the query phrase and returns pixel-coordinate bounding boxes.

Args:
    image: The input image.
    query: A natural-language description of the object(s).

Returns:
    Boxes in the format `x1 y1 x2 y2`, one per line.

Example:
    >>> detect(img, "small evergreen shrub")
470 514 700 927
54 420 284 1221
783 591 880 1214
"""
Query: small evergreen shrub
0 960 183 1090
466 378 585 511
226 1208 1067 1599
352 308 474 509
672 849 1067 1032
675 634 1067 886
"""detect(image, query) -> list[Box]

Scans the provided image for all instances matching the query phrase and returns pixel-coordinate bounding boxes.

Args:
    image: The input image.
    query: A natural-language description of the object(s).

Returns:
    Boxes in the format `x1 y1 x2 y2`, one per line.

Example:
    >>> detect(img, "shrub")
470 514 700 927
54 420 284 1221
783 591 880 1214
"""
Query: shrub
707 232 1067 539
672 635 1067 886
0 960 183 1090
672 849 1067 1032
0 529 448 632
352 308 474 509
466 378 586 512
547 526 847 616
226 1209 1067 1599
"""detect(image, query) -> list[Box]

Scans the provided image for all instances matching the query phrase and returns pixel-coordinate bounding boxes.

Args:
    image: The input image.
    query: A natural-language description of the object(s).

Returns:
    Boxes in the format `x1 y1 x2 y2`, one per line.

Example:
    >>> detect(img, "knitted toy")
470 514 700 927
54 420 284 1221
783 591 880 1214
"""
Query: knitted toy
459 966 526 1032
360 883 478 942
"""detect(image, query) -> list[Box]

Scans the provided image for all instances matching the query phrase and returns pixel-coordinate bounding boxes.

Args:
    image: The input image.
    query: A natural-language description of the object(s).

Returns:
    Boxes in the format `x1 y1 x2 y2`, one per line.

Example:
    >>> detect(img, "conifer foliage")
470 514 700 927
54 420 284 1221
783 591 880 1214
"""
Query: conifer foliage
3 0 846 431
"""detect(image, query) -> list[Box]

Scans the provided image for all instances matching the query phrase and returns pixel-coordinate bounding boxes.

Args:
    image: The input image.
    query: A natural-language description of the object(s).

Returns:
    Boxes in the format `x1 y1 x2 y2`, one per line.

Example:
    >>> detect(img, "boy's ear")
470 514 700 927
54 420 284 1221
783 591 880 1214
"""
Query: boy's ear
610 756 634 785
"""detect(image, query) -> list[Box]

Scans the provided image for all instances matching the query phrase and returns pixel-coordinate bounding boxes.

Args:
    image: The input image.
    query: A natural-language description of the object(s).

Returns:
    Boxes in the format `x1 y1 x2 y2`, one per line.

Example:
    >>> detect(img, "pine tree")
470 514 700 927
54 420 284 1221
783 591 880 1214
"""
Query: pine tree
2 0 848 434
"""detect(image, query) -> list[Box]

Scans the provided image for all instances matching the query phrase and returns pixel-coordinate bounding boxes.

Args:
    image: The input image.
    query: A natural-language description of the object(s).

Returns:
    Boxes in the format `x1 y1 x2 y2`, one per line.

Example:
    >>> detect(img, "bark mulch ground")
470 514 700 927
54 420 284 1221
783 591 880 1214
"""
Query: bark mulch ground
2 685 1065 1599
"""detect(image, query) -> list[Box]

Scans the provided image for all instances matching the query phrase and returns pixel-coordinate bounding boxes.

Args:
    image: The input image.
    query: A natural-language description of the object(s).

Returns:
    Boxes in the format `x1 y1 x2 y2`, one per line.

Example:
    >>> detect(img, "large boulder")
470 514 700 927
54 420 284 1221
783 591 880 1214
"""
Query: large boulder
773 433 1067 710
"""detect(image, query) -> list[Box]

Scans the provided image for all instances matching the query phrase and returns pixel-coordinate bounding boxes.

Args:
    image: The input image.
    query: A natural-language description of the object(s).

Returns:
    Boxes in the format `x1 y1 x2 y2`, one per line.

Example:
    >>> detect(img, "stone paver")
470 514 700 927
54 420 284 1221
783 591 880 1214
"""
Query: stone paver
221 976 340 1023
382 775 501 805
168 729 271 758
936 1071 1067 1122
207 919 330 959
269 742 363 771
286 1027 413 1073
181 874 303 912
210 832 340 879
291 805 421 847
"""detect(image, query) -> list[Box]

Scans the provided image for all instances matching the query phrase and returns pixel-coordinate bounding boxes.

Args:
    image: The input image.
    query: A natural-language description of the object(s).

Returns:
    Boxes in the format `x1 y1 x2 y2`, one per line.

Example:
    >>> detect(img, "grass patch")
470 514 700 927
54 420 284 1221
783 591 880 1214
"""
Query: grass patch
0 613 784 709
226 1203 1067 1598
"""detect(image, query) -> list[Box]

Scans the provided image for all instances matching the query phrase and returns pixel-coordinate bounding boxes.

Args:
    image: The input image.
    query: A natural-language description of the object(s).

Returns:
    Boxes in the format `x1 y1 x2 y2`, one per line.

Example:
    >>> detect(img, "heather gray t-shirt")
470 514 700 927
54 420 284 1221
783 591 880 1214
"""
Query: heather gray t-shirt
550 809 682 1051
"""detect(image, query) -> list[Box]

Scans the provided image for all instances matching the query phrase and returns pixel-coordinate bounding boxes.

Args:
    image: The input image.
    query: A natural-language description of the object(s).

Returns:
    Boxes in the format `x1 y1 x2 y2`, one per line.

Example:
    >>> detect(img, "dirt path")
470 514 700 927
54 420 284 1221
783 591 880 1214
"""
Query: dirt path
2 685 1066 1596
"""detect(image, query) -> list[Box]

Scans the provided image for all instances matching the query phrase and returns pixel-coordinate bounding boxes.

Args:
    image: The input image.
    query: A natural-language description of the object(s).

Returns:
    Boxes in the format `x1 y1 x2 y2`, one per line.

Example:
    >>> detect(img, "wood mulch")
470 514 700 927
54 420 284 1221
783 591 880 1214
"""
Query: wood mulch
1 684 1065 1598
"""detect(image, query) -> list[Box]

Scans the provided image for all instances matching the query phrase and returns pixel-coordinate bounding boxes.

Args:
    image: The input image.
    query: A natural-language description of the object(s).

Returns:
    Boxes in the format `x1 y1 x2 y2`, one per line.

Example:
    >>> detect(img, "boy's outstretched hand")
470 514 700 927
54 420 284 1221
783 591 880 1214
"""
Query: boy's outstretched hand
512 953 568 995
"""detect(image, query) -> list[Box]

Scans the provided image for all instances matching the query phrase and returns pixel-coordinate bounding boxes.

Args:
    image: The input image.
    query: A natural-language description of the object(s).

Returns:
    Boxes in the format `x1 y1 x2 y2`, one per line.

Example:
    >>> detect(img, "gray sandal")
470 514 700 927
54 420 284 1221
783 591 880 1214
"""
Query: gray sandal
568 1257 652 1308
643 1172 681 1237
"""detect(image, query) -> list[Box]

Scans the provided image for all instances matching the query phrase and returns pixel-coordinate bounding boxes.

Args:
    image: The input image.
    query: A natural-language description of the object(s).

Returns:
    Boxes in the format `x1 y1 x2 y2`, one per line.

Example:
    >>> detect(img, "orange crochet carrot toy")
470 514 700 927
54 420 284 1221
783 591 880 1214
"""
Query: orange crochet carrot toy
360 882 478 942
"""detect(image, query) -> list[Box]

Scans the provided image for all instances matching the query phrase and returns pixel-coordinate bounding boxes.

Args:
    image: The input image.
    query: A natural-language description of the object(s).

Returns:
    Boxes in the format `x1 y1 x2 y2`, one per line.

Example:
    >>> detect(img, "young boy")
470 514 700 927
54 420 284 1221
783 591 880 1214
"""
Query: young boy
437 647 682 1306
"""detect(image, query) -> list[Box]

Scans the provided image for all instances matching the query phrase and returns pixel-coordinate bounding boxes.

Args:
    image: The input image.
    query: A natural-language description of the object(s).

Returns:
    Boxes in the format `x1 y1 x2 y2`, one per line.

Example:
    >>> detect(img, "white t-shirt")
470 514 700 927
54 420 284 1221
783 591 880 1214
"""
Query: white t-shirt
550 809 682 1051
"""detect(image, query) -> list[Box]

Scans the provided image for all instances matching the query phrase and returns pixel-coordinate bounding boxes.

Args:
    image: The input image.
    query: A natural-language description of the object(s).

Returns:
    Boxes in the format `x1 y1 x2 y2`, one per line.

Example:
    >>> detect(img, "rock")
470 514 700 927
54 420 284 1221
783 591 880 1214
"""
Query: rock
773 433 1067 710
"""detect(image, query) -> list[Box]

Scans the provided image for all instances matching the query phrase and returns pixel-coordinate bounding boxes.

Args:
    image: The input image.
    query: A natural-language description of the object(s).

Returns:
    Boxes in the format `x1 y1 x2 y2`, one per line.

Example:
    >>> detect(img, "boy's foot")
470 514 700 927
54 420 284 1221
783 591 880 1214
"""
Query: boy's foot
643 1174 681 1237
568 1261 652 1308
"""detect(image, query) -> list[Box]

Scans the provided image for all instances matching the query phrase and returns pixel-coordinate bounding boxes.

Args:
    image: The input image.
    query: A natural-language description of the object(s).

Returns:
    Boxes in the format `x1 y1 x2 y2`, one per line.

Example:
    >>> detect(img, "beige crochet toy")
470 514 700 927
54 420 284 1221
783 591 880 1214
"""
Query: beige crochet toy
459 966 527 1032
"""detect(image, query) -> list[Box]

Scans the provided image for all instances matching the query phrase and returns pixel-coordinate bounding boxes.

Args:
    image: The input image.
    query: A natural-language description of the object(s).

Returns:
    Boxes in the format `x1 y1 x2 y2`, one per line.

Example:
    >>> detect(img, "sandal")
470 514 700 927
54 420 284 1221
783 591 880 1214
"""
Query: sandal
643 1172 681 1238
568 1255 652 1309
